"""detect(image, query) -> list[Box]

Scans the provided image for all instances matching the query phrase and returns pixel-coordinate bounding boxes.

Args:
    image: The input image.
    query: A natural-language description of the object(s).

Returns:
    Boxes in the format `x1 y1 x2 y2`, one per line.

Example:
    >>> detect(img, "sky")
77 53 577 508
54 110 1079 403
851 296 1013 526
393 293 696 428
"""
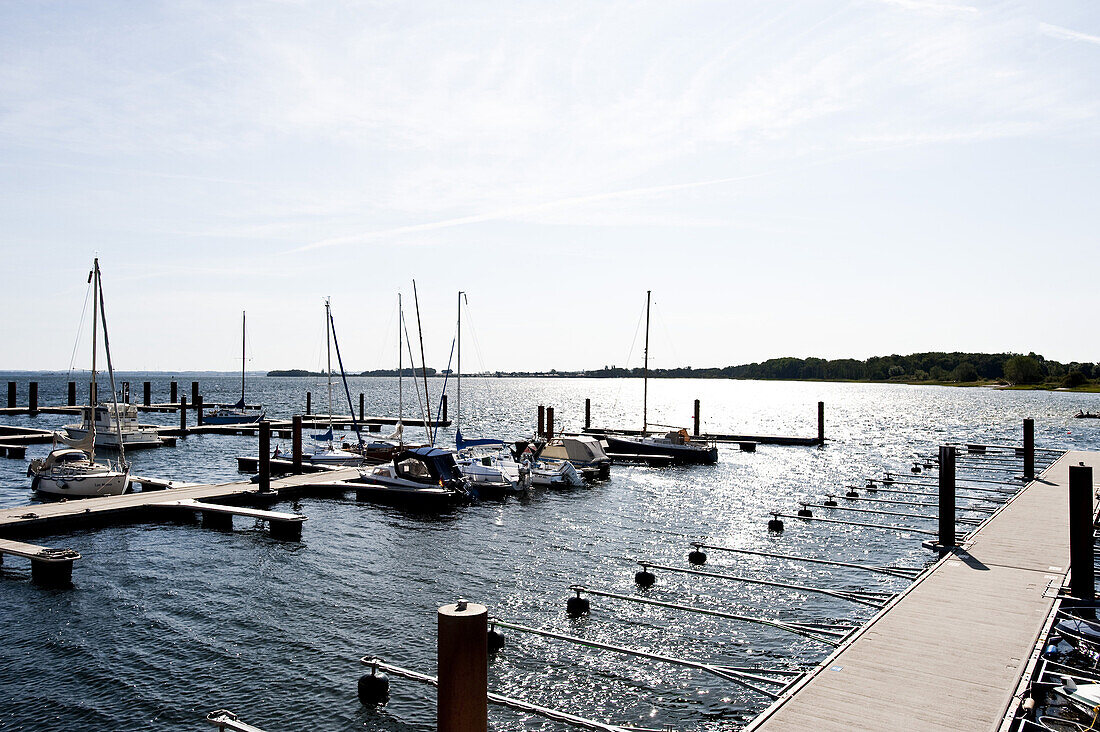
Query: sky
1 0 1097 373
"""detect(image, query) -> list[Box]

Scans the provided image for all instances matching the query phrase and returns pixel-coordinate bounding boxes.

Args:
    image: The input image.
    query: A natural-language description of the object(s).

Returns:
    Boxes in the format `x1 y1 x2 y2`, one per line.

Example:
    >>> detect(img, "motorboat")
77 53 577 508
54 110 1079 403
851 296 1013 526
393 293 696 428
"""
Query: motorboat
64 402 165 449
206 311 265 425
456 446 529 495
30 257 131 497
1075 410 1100 419
355 447 474 503
1053 676 1100 717
528 457 584 487
539 435 612 480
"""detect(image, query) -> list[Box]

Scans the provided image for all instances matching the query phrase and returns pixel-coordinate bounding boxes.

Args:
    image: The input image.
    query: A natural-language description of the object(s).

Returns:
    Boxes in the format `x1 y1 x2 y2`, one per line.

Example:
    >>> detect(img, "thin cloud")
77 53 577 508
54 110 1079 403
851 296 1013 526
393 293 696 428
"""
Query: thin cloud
868 0 979 16
1039 22 1100 47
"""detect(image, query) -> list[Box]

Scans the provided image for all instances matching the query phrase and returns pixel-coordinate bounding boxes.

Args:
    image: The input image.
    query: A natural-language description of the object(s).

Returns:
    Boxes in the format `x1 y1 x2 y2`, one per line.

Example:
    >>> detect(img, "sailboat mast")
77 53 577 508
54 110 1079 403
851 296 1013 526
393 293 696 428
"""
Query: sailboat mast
398 293 403 427
325 297 334 435
89 261 98 462
412 280 433 442
456 290 462 432
96 259 127 469
643 290 651 433
240 311 246 402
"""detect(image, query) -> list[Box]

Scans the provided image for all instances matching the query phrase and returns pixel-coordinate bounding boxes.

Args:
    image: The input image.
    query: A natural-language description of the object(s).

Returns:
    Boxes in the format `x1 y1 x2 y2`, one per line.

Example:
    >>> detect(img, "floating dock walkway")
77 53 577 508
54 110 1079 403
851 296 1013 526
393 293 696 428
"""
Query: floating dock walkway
743 449 1098 732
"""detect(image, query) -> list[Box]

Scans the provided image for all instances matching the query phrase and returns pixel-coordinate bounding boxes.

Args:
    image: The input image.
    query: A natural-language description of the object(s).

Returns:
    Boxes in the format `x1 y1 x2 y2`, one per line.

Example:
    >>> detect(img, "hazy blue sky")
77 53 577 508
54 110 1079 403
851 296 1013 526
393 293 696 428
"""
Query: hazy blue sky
1 0 1097 372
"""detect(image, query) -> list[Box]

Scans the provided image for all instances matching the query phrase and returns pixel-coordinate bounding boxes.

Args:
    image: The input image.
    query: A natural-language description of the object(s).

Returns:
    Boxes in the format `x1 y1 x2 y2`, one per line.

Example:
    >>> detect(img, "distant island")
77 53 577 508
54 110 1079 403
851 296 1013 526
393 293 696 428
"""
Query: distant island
268 352 1100 391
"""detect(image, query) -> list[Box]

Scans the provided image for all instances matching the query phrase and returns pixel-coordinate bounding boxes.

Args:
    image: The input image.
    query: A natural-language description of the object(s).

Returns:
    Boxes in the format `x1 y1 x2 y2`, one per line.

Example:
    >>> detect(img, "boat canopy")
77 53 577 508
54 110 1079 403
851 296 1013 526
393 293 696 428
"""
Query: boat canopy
456 429 506 452
394 447 464 484
543 436 609 462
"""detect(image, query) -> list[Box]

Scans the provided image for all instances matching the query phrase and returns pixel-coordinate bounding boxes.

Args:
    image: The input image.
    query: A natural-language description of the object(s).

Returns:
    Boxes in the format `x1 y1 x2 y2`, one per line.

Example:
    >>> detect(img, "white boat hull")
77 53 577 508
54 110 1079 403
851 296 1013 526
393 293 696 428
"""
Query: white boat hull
64 426 163 449
33 469 130 497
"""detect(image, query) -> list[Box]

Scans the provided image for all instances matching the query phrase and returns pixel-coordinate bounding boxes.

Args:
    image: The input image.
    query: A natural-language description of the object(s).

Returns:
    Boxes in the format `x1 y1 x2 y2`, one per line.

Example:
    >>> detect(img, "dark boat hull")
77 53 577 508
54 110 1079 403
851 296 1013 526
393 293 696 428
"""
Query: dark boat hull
604 435 718 465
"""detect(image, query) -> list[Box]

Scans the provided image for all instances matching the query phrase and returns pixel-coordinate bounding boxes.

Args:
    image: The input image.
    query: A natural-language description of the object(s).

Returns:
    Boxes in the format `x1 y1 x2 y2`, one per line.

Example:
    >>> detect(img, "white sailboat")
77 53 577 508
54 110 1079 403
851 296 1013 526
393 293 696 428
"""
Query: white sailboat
451 291 529 494
303 298 362 466
207 311 265 425
30 258 131 497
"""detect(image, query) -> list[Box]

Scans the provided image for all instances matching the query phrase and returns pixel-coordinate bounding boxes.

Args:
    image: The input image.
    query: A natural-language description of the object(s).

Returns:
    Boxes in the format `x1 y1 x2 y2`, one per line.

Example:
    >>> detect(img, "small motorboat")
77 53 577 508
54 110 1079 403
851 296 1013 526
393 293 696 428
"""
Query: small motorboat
355 447 475 502
539 435 612 480
528 457 584 487
1075 410 1100 419
1053 675 1100 717
64 403 165 449
456 449 529 496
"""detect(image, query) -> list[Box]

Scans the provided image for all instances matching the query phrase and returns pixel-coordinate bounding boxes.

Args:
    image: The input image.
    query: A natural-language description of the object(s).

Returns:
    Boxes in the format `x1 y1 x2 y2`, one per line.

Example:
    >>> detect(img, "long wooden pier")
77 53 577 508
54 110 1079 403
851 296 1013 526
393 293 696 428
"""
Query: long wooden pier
743 449 1096 732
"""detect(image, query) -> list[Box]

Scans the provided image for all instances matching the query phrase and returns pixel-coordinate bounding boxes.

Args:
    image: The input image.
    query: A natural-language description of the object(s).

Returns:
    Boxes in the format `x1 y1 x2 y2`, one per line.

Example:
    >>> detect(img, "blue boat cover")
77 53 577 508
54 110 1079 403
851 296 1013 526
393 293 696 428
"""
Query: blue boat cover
456 429 506 451
233 398 246 409
312 427 333 442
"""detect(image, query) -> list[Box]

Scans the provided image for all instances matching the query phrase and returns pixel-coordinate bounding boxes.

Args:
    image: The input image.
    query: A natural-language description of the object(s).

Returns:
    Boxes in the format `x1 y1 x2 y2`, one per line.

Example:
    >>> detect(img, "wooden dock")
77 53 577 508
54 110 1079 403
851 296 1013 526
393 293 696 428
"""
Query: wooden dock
743 449 1097 732
584 427 820 447
0 467 360 541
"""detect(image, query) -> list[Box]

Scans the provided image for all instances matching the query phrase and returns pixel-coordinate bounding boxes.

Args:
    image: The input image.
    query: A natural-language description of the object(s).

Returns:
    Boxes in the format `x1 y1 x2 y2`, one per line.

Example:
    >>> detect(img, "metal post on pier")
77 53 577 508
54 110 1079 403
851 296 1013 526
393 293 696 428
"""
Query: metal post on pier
442 394 448 423
143 381 151 407
170 380 178 403
6 381 15 409
694 399 701 437
938 445 956 549
537 406 545 438
179 396 187 431
28 382 38 415
258 421 271 493
817 401 825 445
292 416 303 473
1023 418 1035 482
584 398 591 430
68 381 76 407
306 391 311 415
437 599 487 732
546 407 555 439
196 396 204 426
1069 464 1094 602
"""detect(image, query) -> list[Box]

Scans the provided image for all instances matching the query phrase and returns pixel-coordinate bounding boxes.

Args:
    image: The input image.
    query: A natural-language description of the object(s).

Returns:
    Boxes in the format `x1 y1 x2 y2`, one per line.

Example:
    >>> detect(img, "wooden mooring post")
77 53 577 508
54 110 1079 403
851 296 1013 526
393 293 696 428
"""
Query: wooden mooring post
180 396 188 431
6 381 14 409
292 416 303 473
693 399 700 437
537 405 545 438
1024 418 1035 482
306 391 311 415
359 393 364 422
442 394 448 423
817 401 825 445
143 381 151 406
196 396 204 426
1069 464 1094 601
546 407 555 439
191 381 199 406
170 380 178 403
68 381 76 407
584 398 591 430
258 421 271 493
938 445 956 549
28 382 38 415
437 599 487 732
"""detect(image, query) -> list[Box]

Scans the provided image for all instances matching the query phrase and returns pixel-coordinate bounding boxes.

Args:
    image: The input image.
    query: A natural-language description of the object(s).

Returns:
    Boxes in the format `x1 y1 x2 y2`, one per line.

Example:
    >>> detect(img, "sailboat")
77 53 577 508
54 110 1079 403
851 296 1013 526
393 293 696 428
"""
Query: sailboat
206 311 265 425
29 258 131 497
450 291 529 494
600 291 718 465
301 298 362 466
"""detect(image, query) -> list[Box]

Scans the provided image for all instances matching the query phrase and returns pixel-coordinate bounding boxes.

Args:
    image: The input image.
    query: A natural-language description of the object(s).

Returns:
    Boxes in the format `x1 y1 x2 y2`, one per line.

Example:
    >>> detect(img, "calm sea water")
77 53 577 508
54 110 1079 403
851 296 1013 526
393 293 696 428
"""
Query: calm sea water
1 373 1098 731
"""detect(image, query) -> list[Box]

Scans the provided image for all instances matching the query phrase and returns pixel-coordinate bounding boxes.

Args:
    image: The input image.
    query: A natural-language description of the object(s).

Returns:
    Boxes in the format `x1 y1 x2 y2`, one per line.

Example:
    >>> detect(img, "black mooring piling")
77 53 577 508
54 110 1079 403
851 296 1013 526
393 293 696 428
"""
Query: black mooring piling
694 399 701 437
67 381 76 407
6 381 15 409
1069 464 1094 601
191 381 199 405
258 421 271 493
441 394 448 423
537 405 545 437
143 381 151 406
359 393 364 422
170 380 177 403
306 391 311 415
546 407 555 439
292 415 303 473
817 401 825 445
584 398 591 430
938 445 956 549
28 382 38 415
179 396 187 431
1024 418 1035 482
196 396 204 426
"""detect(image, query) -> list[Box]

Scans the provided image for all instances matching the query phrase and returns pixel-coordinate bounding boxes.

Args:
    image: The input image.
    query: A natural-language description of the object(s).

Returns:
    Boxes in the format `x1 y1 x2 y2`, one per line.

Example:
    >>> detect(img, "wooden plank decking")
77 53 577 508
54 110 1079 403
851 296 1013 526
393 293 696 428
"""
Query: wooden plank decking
744 450 1096 732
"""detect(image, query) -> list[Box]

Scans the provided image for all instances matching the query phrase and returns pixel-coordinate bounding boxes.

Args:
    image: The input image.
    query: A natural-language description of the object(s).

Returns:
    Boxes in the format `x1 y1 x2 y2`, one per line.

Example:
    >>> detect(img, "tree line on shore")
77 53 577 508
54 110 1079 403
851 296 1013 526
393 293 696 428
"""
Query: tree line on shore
270 352 1097 387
